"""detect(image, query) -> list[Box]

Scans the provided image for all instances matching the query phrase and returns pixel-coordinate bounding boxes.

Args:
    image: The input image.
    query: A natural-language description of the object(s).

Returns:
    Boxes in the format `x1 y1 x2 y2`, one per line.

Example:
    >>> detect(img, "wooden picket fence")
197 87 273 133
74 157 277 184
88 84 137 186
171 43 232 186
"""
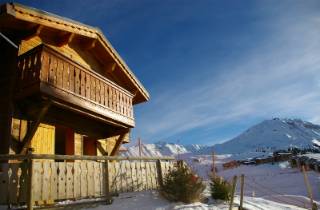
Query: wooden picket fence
0 153 176 209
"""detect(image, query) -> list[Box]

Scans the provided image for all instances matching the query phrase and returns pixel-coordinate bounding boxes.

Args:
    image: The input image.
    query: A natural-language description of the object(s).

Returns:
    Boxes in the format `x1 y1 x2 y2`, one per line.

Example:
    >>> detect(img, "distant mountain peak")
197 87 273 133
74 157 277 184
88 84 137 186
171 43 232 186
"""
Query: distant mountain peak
212 118 320 154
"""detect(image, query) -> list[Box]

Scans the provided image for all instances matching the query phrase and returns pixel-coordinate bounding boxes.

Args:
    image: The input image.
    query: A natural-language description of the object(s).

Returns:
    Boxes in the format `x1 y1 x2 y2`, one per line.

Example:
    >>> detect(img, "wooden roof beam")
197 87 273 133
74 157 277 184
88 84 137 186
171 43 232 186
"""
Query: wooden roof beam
56 32 75 47
21 25 43 41
83 38 97 50
105 62 117 73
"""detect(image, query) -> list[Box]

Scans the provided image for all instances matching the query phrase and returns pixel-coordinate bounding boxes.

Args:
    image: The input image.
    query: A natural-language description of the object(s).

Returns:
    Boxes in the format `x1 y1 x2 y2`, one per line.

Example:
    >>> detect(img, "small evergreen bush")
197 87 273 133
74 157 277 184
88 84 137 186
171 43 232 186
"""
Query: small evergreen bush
210 176 232 201
161 165 205 203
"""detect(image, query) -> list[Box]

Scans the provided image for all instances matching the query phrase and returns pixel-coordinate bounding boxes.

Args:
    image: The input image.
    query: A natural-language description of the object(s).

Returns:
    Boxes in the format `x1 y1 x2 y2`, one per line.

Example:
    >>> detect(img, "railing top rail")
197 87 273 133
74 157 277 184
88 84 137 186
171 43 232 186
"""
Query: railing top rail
0 154 175 161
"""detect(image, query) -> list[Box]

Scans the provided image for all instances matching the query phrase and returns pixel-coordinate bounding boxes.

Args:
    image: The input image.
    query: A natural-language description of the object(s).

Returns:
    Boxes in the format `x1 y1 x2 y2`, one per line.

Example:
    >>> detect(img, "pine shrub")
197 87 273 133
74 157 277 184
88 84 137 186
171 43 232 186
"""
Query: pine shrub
210 176 232 201
161 165 205 203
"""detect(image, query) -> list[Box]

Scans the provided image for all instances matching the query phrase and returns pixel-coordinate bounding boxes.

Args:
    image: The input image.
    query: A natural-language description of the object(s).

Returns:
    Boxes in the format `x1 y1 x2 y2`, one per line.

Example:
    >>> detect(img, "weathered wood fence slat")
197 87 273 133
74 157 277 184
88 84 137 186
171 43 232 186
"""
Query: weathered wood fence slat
0 154 177 209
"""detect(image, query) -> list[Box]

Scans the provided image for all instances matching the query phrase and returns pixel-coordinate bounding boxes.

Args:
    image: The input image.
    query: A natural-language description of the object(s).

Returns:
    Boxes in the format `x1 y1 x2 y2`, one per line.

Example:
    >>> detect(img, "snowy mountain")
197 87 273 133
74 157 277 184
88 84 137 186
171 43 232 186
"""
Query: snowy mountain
212 118 320 154
124 118 320 156
124 141 206 157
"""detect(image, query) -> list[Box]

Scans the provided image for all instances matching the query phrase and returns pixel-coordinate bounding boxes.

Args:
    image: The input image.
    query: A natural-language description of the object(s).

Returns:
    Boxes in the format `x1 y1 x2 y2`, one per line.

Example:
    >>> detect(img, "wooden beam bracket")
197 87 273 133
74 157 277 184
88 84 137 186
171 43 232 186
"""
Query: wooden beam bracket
110 129 129 156
19 101 51 154
83 38 97 50
97 141 108 156
22 25 43 41
105 62 117 73
56 32 75 47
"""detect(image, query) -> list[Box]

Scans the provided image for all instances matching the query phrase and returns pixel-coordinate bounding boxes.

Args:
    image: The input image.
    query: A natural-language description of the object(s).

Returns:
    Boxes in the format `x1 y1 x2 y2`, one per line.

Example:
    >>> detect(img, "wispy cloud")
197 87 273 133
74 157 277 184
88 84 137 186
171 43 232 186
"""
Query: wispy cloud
133 4 320 144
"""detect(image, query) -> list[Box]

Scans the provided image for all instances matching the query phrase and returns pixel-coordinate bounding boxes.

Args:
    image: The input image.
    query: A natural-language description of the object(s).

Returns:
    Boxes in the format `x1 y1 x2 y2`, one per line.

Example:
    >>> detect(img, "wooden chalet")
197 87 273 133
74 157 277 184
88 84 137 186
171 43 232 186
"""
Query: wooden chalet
0 2 150 157
0 4 180 209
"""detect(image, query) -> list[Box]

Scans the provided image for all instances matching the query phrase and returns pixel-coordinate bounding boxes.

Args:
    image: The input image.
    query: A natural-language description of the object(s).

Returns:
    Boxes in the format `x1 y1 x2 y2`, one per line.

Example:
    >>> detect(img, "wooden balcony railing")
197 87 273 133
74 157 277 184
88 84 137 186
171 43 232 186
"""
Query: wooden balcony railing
16 45 134 126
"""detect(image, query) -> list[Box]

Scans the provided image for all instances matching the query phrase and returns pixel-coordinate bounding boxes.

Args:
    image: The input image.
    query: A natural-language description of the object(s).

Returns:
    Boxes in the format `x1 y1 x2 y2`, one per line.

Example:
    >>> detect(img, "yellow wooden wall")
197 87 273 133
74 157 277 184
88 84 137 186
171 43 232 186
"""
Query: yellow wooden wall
74 133 83 155
11 118 129 156
30 123 55 154
11 118 55 154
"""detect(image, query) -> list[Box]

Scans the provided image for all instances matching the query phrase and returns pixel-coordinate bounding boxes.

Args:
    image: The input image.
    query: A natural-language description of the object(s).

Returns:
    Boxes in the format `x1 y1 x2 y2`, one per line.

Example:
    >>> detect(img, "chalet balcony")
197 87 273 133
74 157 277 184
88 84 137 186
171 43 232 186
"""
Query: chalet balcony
16 45 134 127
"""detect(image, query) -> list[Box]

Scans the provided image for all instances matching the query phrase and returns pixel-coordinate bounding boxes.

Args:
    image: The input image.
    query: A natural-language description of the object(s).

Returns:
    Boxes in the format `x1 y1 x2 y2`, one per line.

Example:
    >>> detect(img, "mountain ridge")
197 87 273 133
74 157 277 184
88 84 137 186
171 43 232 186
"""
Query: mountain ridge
124 118 320 156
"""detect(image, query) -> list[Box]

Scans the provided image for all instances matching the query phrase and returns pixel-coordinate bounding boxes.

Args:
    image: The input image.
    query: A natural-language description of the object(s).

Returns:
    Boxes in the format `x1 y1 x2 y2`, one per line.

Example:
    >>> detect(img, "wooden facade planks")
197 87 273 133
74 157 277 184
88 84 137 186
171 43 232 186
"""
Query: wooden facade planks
66 163 73 199
30 124 55 155
41 162 50 201
80 162 87 197
49 162 58 200
93 162 101 196
73 162 81 198
87 161 95 197
58 162 66 199
32 162 42 202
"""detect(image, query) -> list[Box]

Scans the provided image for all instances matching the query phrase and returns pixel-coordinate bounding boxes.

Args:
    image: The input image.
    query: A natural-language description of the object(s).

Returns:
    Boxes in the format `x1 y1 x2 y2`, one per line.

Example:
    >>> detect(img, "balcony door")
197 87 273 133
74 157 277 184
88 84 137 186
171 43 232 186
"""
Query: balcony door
55 125 74 155
83 137 97 156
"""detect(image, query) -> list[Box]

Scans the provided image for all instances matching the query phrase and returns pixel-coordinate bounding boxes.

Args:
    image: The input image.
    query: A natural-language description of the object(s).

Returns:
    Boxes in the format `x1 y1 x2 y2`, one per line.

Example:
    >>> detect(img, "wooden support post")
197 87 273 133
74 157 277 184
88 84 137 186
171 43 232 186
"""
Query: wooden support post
212 152 216 178
239 174 245 210
229 175 237 210
156 159 163 188
302 165 317 210
27 149 34 210
105 159 113 204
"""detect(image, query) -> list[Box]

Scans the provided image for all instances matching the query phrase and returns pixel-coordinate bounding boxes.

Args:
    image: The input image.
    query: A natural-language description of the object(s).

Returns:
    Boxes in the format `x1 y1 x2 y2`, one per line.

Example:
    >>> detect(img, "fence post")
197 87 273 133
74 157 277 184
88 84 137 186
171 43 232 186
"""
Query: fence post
302 165 317 210
239 174 245 210
104 159 113 204
26 149 34 210
156 159 163 188
229 175 237 210
212 152 216 178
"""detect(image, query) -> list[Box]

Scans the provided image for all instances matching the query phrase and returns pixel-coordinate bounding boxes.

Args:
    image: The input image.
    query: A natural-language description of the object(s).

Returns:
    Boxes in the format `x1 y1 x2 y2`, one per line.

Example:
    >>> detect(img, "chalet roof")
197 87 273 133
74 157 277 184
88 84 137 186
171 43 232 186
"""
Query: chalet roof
0 2 149 104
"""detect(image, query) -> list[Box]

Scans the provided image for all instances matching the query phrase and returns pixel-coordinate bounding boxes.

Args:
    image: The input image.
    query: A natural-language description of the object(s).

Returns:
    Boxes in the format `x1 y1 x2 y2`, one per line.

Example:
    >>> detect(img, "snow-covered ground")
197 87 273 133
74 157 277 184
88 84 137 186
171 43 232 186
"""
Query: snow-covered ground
81 190 306 210
184 154 320 209
116 118 320 209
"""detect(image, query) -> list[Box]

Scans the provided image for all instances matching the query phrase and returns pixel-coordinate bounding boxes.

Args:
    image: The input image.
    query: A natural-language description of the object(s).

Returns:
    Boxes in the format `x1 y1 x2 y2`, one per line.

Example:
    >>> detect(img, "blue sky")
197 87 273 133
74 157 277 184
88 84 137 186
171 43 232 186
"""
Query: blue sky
4 1 320 145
